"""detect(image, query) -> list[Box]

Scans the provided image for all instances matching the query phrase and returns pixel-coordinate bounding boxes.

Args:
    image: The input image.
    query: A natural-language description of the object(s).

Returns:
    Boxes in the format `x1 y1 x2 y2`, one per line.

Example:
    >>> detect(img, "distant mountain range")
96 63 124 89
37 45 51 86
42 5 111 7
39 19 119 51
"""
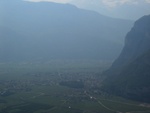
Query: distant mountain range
72 0 150 20
0 0 133 62
102 15 150 102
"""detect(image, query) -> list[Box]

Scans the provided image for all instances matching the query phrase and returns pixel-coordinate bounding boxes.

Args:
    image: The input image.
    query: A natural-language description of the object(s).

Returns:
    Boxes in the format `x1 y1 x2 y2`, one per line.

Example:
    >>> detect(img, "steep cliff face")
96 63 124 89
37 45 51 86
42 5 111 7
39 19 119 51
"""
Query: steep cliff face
102 15 150 102
104 15 150 75
103 50 150 102
112 15 150 68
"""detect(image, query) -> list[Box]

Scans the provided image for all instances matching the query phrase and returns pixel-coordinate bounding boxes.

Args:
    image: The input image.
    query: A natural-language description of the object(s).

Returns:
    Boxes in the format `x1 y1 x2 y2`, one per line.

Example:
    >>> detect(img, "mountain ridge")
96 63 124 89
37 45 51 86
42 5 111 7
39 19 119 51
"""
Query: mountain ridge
102 14 150 102
0 0 133 62
105 15 150 73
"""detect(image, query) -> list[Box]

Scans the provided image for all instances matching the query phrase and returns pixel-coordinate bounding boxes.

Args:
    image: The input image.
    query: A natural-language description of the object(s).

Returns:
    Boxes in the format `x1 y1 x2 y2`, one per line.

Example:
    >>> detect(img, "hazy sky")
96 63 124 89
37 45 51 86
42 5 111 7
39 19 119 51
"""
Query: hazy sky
25 0 150 20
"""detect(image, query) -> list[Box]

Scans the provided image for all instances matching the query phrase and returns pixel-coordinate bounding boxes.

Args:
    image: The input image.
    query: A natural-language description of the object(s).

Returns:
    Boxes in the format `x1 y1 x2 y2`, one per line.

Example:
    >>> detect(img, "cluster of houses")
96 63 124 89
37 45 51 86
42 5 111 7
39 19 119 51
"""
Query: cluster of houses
0 70 102 97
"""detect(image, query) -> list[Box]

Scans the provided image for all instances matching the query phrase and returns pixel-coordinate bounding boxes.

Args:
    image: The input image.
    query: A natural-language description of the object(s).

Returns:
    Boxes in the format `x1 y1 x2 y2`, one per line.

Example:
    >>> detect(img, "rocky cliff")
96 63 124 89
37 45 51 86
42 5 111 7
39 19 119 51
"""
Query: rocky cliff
102 15 150 102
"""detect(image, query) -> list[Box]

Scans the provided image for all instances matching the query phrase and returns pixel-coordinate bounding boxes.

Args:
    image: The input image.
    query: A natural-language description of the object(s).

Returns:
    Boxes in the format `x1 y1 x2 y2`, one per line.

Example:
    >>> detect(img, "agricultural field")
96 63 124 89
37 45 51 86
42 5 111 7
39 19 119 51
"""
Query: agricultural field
0 60 150 113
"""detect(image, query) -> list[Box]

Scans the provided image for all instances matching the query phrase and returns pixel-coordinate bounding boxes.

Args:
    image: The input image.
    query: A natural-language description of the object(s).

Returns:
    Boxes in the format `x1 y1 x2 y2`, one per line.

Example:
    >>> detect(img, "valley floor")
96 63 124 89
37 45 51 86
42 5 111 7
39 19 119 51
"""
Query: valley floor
0 60 149 113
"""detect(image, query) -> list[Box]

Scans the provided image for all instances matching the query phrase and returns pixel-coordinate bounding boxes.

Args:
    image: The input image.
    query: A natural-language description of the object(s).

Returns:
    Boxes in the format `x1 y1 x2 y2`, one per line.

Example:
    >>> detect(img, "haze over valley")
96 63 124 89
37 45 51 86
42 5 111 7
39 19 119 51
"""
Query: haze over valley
0 0 150 113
